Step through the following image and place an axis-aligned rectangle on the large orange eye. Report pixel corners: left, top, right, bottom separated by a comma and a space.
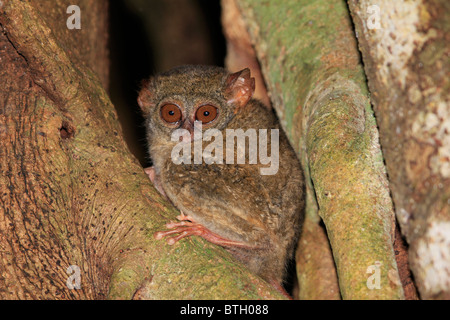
160, 104, 182, 124
195, 105, 218, 124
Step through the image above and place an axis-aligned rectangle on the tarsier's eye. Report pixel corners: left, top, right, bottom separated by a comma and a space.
195, 105, 218, 124
160, 104, 182, 124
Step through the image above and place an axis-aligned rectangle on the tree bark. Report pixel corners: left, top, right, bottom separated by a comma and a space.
347, 0, 450, 299
0, 0, 282, 299
227, 0, 405, 299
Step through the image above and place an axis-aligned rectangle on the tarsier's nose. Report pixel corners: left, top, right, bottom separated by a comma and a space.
179, 120, 203, 142
179, 120, 198, 142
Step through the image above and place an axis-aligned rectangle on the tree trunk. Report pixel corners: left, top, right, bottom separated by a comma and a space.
0, 0, 282, 299
224, 0, 405, 299
347, 0, 450, 299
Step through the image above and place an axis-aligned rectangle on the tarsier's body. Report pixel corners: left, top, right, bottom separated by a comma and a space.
138, 66, 304, 296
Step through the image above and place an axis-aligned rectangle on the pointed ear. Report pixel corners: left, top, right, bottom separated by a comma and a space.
137, 78, 156, 115
224, 68, 255, 112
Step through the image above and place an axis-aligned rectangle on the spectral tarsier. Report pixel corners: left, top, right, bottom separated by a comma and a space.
138, 65, 304, 297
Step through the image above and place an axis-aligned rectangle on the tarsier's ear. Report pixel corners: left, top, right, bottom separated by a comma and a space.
224, 68, 255, 112
137, 78, 156, 115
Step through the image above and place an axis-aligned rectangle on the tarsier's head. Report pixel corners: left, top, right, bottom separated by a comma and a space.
138, 65, 255, 144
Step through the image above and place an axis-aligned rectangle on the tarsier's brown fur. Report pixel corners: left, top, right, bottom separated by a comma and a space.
138, 65, 304, 296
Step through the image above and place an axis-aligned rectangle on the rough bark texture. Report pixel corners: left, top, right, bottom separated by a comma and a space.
347, 0, 450, 300
0, 0, 283, 299
229, 0, 405, 299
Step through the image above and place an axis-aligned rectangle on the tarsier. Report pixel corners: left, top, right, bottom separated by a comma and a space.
138, 65, 304, 297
